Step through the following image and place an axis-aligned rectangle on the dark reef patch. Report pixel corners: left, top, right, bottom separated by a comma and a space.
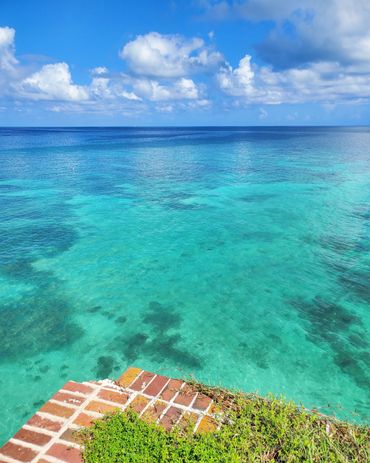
239, 231, 280, 242
237, 340, 271, 370
348, 332, 369, 349
351, 204, 370, 221
33, 400, 44, 408
0, 187, 84, 364
0, 196, 80, 349
0, 259, 35, 280
96, 356, 115, 378
110, 301, 202, 370
102, 310, 115, 319
115, 315, 127, 324
239, 193, 276, 203
83, 175, 117, 197
333, 350, 370, 390
318, 235, 355, 254
87, 306, 102, 313
113, 332, 201, 369
119, 333, 149, 363
21, 410, 32, 419
143, 301, 182, 334
39, 365, 50, 374
338, 268, 370, 303
0, 223, 78, 264
0, 184, 25, 193
198, 239, 225, 251
0, 284, 84, 362
146, 334, 202, 369
166, 201, 201, 211
290, 296, 370, 391
165, 192, 194, 201
290, 296, 361, 347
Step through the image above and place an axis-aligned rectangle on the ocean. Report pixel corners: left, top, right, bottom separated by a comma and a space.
0, 126, 369, 443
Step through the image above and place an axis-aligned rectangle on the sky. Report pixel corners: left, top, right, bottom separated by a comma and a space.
1, 0, 370, 126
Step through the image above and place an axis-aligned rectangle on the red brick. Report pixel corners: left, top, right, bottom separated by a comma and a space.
52, 392, 85, 406
159, 379, 183, 401
141, 400, 167, 423
60, 428, 82, 444
0, 441, 37, 462
209, 403, 222, 415
159, 406, 183, 430
27, 414, 63, 432
197, 416, 218, 433
193, 394, 212, 411
73, 413, 96, 427
98, 389, 129, 405
62, 381, 94, 396
47, 443, 83, 463
14, 428, 52, 446
178, 411, 199, 430
129, 395, 150, 414
40, 401, 75, 418
130, 371, 155, 391
143, 375, 169, 396
174, 384, 196, 407
117, 367, 142, 387
85, 400, 119, 414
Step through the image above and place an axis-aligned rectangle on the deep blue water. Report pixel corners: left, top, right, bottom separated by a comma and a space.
0, 127, 369, 443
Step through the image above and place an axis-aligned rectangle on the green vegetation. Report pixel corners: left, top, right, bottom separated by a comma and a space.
80, 384, 369, 463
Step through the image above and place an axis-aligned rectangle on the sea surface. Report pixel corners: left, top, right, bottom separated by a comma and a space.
0, 127, 369, 443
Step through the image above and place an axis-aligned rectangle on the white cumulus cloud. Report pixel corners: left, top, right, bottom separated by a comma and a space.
0, 26, 18, 72
120, 32, 223, 77
218, 55, 254, 96
91, 66, 108, 76
218, 53, 370, 105
200, 1, 370, 70
17, 63, 89, 101
132, 77, 200, 101
217, 55, 283, 104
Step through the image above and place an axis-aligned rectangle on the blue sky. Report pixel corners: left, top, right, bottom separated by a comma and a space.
1, 0, 370, 125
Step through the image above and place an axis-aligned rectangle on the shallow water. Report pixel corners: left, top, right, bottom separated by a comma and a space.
0, 127, 369, 443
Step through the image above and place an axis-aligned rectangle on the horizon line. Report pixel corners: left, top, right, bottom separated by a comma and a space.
1, 124, 370, 129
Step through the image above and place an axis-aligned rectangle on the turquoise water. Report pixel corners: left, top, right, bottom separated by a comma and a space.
0, 127, 369, 443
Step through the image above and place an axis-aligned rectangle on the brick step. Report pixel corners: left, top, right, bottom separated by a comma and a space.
0, 367, 218, 463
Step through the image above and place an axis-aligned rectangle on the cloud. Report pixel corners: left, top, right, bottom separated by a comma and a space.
199, 0, 300, 21
0, 26, 18, 73
0, 26, 209, 114
90, 76, 142, 101
257, 0, 370, 70
131, 77, 200, 101
3, 18, 370, 118
218, 55, 255, 97
91, 66, 108, 76
120, 32, 223, 77
17, 63, 89, 101
0, 26, 20, 95
200, 1, 370, 70
217, 55, 283, 104
218, 54, 370, 105
202, 1, 370, 107
259, 107, 268, 119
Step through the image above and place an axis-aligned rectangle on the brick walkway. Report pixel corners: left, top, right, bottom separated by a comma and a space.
0, 367, 219, 463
